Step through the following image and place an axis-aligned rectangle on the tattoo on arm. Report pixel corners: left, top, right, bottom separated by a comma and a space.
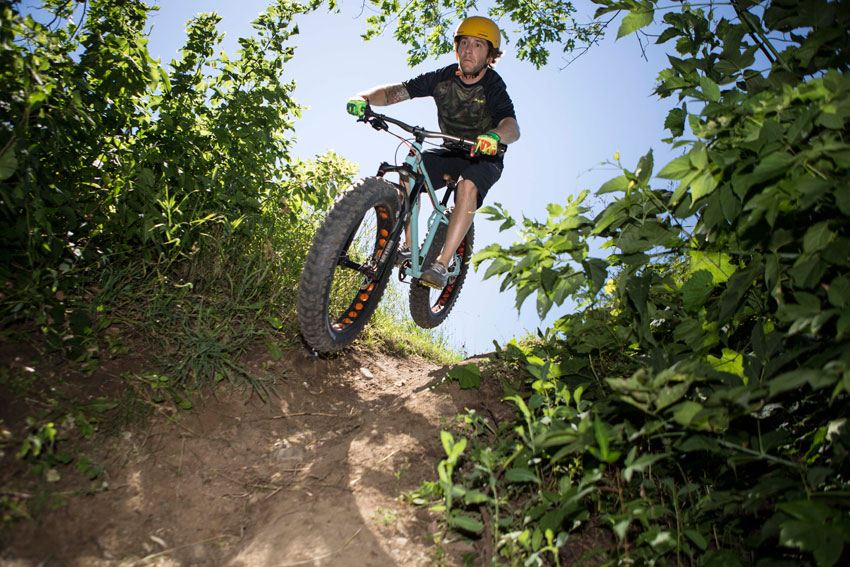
385, 84, 410, 105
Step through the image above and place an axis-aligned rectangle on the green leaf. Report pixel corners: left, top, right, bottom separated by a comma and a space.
689, 251, 735, 284
636, 149, 654, 186
617, 4, 654, 39
540, 267, 559, 292
664, 107, 685, 136
440, 430, 455, 458
463, 489, 490, 504
750, 151, 794, 184
593, 414, 610, 457
778, 501, 849, 567
505, 467, 540, 483
674, 318, 715, 352
699, 76, 721, 102
689, 145, 708, 169
598, 175, 629, 194
684, 528, 709, 551
672, 401, 704, 425
546, 203, 564, 216
449, 437, 467, 462
449, 514, 484, 533
827, 276, 850, 308
769, 369, 831, 397
706, 348, 745, 379
583, 258, 609, 294
506, 395, 532, 422
658, 154, 693, 180
717, 259, 763, 323
690, 168, 719, 201
267, 340, 283, 361
656, 381, 691, 411
676, 435, 720, 452
477, 205, 502, 217
483, 257, 513, 280
623, 452, 670, 482
591, 414, 621, 462
779, 500, 834, 524
537, 289, 554, 318
0, 149, 18, 181
802, 221, 835, 253
447, 363, 481, 389
592, 199, 629, 234
538, 429, 579, 448
681, 270, 714, 311
81, 398, 120, 413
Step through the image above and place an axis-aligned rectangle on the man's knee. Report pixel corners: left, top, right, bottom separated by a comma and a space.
457, 179, 478, 194
456, 179, 479, 208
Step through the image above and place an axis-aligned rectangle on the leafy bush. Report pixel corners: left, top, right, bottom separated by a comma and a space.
1, 0, 355, 384
404, 0, 850, 564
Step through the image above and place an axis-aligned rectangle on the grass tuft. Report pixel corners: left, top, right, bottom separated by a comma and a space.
363, 280, 465, 366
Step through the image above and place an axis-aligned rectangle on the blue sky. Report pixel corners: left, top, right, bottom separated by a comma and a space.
30, 0, 679, 355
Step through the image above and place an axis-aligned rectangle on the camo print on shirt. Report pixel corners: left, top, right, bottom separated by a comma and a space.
403, 64, 516, 141
432, 80, 492, 139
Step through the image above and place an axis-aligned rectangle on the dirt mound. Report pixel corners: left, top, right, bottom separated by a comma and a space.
1, 345, 510, 566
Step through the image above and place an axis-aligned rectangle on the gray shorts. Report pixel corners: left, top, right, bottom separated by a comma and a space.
420, 148, 504, 208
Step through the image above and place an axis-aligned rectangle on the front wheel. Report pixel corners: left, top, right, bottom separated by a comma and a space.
409, 210, 474, 329
297, 177, 400, 352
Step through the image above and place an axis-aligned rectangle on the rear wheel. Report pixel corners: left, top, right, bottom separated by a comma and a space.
409, 210, 474, 329
297, 177, 400, 352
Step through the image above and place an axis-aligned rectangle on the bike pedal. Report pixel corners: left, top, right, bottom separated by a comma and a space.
418, 279, 444, 290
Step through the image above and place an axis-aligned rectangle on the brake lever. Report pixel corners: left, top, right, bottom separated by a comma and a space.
369, 117, 389, 131
356, 103, 374, 123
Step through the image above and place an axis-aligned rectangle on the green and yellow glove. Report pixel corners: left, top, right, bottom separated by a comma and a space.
472, 132, 500, 156
346, 97, 368, 118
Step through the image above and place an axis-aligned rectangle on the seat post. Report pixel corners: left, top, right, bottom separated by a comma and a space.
440, 174, 458, 207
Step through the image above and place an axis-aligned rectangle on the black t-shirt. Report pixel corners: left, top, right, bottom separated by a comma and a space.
403, 64, 516, 140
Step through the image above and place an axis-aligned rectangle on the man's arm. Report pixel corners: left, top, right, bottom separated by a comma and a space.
491, 117, 520, 145
355, 83, 411, 106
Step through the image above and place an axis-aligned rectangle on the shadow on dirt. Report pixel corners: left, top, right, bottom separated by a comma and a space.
1, 343, 509, 567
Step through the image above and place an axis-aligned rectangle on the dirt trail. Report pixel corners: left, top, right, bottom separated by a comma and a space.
1, 345, 510, 567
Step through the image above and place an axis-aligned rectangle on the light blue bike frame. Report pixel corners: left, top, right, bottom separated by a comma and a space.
399, 141, 462, 281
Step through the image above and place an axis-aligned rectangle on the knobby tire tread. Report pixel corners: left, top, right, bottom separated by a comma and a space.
409, 211, 473, 329
297, 177, 400, 352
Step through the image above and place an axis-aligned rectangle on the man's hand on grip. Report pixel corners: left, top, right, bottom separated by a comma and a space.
472, 132, 500, 156
346, 97, 368, 118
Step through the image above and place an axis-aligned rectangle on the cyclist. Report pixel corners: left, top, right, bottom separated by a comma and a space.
346, 16, 520, 289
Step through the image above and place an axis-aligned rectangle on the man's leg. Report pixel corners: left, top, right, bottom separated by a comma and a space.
431, 178, 477, 268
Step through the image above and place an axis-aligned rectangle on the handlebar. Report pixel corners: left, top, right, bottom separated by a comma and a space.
358, 105, 507, 158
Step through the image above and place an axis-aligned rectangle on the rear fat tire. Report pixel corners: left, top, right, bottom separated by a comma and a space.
297, 177, 400, 352
409, 210, 474, 329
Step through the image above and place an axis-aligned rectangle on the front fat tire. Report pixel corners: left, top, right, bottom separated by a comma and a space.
409, 211, 474, 329
297, 177, 400, 353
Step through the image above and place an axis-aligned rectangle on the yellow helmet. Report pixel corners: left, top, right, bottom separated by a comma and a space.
454, 16, 501, 50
